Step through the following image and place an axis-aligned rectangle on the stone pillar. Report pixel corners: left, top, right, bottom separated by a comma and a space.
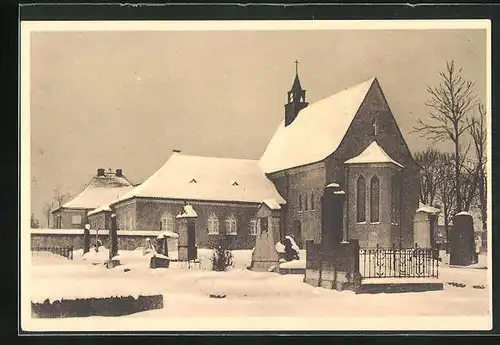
176, 205, 198, 262
321, 183, 346, 247
107, 210, 120, 268
83, 223, 90, 254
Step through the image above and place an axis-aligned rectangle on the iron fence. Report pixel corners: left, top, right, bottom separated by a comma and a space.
359, 243, 438, 279
32, 245, 74, 260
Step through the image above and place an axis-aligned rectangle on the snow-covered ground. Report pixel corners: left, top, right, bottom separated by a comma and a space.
25, 248, 491, 331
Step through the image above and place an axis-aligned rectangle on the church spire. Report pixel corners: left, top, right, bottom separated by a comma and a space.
284, 60, 308, 127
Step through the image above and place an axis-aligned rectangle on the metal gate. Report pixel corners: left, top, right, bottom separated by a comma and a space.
359, 243, 439, 279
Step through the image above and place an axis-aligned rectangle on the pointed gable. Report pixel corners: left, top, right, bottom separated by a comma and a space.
260, 77, 376, 174
344, 141, 404, 168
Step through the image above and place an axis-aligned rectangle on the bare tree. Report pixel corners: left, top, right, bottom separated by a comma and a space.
460, 155, 480, 212
435, 152, 456, 252
468, 103, 487, 231
53, 188, 71, 208
414, 148, 441, 206
42, 189, 72, 228
412, 60, 477, 212
43, 202, 53, 228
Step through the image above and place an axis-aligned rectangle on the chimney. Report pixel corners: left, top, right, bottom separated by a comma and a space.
115, 169, 123, 177
97, 168, 105, 177
172, 149, 181, 154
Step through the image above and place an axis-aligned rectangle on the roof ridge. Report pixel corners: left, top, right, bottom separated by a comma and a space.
173, 152, 260, 163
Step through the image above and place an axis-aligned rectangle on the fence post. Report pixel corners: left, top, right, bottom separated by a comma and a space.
392, 242, 396, 275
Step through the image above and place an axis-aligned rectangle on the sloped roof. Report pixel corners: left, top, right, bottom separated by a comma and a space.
259, 77, 376, 174
112, 152, 286, 205
262, 199, 282, 210
57, 171, 133, 212
344, 140, 404, 168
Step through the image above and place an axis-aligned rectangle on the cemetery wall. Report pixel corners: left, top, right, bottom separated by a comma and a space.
30, 229, 177, 251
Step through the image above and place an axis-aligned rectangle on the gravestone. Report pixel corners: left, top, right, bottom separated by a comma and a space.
176, 204, 198, 262
413, 205, 440, 249
249, 200, 282, 272
449, 212, 475, 266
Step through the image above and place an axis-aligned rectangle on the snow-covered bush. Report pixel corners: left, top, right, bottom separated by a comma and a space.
212, 239, 234, 271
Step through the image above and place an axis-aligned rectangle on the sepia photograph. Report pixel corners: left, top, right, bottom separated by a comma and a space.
20, 20, 491, 332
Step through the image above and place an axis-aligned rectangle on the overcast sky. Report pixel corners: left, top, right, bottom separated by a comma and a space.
29, 28, 487, 225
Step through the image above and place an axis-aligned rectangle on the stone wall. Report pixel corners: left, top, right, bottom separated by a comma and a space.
268, 162, 326, 247
30, 229, 177, 251
51, 208, 89, 229
304, 239, 361, 291
126, 198, 259, 250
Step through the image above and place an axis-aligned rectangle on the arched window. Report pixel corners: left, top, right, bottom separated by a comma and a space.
305, 192, 309, 211
357, 175, 366, 223
310, 192, 315, 210
299, 194, 303, 211
391, 175, 401, 225
225, 214, 237, 235
207, 213, 219, 235
372, 116, 379, 136
160, 212, 174, 232
370, 175, 380, 223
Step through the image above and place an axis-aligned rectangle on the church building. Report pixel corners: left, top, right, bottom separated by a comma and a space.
60, 64, 420, 249
260, 68, 420, 248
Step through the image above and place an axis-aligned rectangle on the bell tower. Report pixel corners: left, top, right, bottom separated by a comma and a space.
284, 60, 309, 127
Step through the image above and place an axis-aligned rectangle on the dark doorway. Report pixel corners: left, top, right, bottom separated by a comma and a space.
292, 220, 303, 248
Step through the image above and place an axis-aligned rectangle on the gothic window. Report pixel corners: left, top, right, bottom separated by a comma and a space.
225, 214, 238, 235
372, 116, 379, 136
305, 192, 309, 211
160, 212, 174, 232
207, 213, 219, 235
299, 194, 303, 212
249, 218, 258, 236
370, 175, 380, 223
311, 192, 315, 210
391, 175, 401, 225
357, 175, 366, 223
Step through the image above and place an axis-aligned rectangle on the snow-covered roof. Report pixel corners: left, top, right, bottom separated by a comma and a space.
344, 140, 404, 168
112, 152, 286, 206
259, 78, 376, 174
58, 171, 134, 212
326, 183, 340, 188
176, 204, 198, 219
416, 203, 441, 215
456, 211, 472, 217
157, 231, 179, 239
262, 199, 282, 210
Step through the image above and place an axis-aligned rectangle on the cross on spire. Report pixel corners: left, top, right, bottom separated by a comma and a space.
294, 59, 299, 75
